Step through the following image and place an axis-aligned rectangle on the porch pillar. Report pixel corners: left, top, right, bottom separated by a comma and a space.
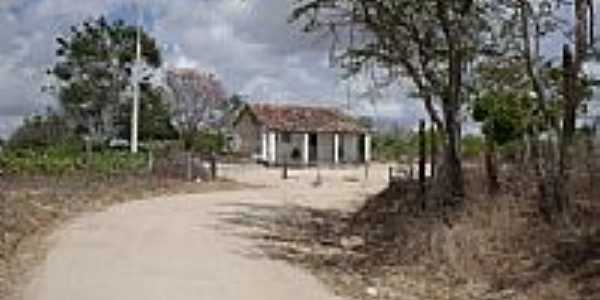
303, 133, 310, 165
261, 131, 268, 161
268, 132, 277, 164
333, 133, 340, 164
364, 134, 372, 162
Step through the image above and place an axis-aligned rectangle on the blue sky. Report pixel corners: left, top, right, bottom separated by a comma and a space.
0, 0, 598, 138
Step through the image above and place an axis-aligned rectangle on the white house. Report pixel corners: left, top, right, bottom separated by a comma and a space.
233, 103, 372, 166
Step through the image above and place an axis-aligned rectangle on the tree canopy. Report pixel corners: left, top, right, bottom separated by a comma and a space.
47, 16, 162, 142
165, 69, 229, 149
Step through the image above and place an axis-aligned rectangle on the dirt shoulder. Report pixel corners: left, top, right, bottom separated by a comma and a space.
1, 174, 247, 300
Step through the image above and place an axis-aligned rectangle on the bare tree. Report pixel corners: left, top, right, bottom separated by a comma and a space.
165, 69, 228, 148
557, 0, 594, 212
483, 0, 596, 215
291, 0, 492, 203
165, 68, 228, 180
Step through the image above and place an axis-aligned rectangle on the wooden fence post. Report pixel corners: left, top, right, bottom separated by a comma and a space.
147, 150, 154, 173
210, 152, 217, 181
430, 123, 437, 179
419, 119, 427, 209
282, 157, 288, 180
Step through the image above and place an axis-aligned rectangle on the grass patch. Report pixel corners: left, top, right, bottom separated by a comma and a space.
220, 168, 600, 300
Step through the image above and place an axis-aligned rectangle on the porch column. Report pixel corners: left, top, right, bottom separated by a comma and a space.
268, 131, 277, 164
261, 132, 268, 161
333, 133, 340, 164
303, 133, 310, 165
364, 134, 372, 162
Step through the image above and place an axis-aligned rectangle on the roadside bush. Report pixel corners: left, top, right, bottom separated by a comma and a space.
462, 134, 485, 159
372, 134, 416, 161
6, 113, 79, 152
192, 131, 225, 155
0, 147, 147, 176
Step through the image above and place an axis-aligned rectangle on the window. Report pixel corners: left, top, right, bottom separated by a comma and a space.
281, 132, 291, 143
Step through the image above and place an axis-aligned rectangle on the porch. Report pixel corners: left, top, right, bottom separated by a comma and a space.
260, 131, 371, 166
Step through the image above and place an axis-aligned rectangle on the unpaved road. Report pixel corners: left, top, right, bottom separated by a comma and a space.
22, 164, 389, 300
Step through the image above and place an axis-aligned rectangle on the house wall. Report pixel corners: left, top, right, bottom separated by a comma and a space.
234, 120, 371, 165
233, 111, 261, 156
273, 132, 365, 165
275, 132, 306, 164
317, 133, 334, 163
341, 134, 359, 163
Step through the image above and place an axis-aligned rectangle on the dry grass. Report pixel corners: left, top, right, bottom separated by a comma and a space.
0, 172, 245, 300
226, 165, 600, 300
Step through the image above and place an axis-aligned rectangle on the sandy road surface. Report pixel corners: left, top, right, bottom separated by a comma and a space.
22, 164, 390, 300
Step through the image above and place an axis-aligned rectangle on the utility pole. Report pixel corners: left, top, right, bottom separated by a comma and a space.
131, 3, 142, 153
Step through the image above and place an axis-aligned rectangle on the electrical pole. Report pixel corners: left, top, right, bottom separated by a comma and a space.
131, 3, 142, 153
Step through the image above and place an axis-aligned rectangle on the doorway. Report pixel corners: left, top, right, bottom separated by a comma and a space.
309, 133, 318, 163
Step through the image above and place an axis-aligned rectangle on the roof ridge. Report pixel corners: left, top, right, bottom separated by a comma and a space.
246, 102, 367, 133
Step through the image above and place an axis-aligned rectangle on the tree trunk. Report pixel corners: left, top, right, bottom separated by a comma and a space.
430, 123, 438, 179
555, 0, 590, 214
484, 137, 500, 194
557, 44, 576, 213
437, 117, 464, 205
436, 35, 465, 205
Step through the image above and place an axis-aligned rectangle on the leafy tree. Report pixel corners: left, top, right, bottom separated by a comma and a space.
116, 84, 178, 141
485, 0, 597, 209
192, 131, 225, 155
47, 16, 162, 142
6, 111, 80, 152
473, 92, 531, 147
221, 93, 246, 130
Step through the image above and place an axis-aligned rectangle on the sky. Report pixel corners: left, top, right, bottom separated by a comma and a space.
0, 0, 598, 138
0, 0, 427, 139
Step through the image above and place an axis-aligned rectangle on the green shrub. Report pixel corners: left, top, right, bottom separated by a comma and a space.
462, 135, 485, 159
192, 131, 225, 155
6, 113, 81, 152
0, 147, 146, 176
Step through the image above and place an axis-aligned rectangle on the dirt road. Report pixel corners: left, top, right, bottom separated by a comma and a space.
22, 164, 389, 300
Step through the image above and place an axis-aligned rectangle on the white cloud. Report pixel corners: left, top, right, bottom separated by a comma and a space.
0, 0, 419, 138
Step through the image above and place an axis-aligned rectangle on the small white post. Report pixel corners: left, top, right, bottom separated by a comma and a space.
269, 132, 277, 164
364, 134, 372, 162
333, 133, 340, 164
303, 133, 310, 165
261, 132, 268, 161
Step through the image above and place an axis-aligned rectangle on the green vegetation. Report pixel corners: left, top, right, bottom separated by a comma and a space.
115, 84, 178, 142
373, 130, 486, 162
46, 15, 163, 143
0, 147, 147, 176
5, 112, 80, 151
372, 133, 416, 161
192, 131, 225, 155
461, 134, 485, 159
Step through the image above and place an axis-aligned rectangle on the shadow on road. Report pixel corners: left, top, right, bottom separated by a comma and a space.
213, 201, 362, 266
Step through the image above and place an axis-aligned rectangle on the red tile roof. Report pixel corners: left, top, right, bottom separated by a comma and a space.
244, 103, 368, 133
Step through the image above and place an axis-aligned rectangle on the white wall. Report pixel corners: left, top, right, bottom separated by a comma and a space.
317, 133, 334, 163
276, 132, 306, 164
341, 134, 359, 163
265, 131, 369, 165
